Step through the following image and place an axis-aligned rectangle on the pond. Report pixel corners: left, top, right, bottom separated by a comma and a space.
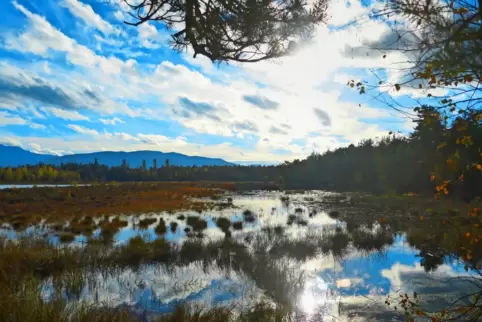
2, 190, 479, 321
0, 184, 87, 189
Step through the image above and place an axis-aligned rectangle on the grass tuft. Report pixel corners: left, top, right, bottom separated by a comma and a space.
186, 216, 208, 232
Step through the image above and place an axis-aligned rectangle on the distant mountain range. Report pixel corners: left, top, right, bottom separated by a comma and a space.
0, 144, 235, 168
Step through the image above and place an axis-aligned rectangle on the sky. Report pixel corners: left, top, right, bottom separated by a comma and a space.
0, 0, 420, 163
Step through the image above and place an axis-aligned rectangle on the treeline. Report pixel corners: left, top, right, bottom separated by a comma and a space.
285, 106, 482, 201
0, 165, 80, 183
59, 162, 282, 183
1, 107, 480, 200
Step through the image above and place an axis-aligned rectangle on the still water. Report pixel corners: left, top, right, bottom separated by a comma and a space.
0, 184, 87, 189
3, 191, 479, 321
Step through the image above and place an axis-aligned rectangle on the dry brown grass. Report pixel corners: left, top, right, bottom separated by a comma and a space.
0, 182, 223, 228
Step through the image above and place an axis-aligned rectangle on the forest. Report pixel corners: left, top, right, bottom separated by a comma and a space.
1, 106, 480, 202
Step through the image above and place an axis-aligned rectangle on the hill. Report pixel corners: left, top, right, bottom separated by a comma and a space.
0, 145, 52, 167
0, 145, 234, 168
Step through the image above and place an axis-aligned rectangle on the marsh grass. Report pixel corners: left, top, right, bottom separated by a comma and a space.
3, 188, 480, 321
242, 210, 256, 223
287, 215, 297, 225
138, 217, 157, 229
69, 217, 96, 236
57, 232, 77, 243
328, 210, 340, 219
0, 233, 307, 322
155, 219, 167, 235
216, 217, 231, 232
186, 216, 208, 232
351, 228, 394, 252
0, 183, 223, 229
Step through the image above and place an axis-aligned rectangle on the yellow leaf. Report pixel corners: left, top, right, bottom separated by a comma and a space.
466, 232, 471, 237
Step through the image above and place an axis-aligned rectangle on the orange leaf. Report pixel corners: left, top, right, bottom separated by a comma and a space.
466, 232, 471, 237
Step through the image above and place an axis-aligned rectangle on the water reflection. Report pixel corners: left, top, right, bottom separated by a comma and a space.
3, 190, 480, 320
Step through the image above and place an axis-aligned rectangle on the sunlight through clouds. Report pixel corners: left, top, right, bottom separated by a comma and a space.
0, 0, 417, 162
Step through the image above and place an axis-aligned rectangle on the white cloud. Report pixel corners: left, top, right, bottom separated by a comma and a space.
8, 1, 75, 55
113, 10, 124, 21
0, 98, 22, 111
99, 117, 124, 125
0, 111, 46, 130
67, 124, 99, 135
138, 23, 158, 39
327, 0, 369, 27
48, 107, 89, 121
0, 111, 28, 126
28, 143, 62, 155
25, 106, 47, 119
29, 123, 47, 129
1, 0, 423, 161
136, 22, 169, 49
8, 2, 134, 75
61, 0, 120, 35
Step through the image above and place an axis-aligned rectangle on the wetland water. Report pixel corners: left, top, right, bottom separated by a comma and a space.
1, 190, 479, 321
0, 184, 88, 189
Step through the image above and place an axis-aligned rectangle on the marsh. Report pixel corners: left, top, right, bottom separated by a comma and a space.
0, 186, 480, 321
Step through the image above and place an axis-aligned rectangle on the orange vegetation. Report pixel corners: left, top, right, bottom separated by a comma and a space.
0, 182, 223, 226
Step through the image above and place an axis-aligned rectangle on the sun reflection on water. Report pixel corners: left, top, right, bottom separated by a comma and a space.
298, 275, 335, 316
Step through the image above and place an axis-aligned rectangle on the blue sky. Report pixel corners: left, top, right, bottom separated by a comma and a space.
0, 0, 423, 162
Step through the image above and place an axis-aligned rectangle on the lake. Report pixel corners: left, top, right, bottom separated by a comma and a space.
1, 190, 479, 321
